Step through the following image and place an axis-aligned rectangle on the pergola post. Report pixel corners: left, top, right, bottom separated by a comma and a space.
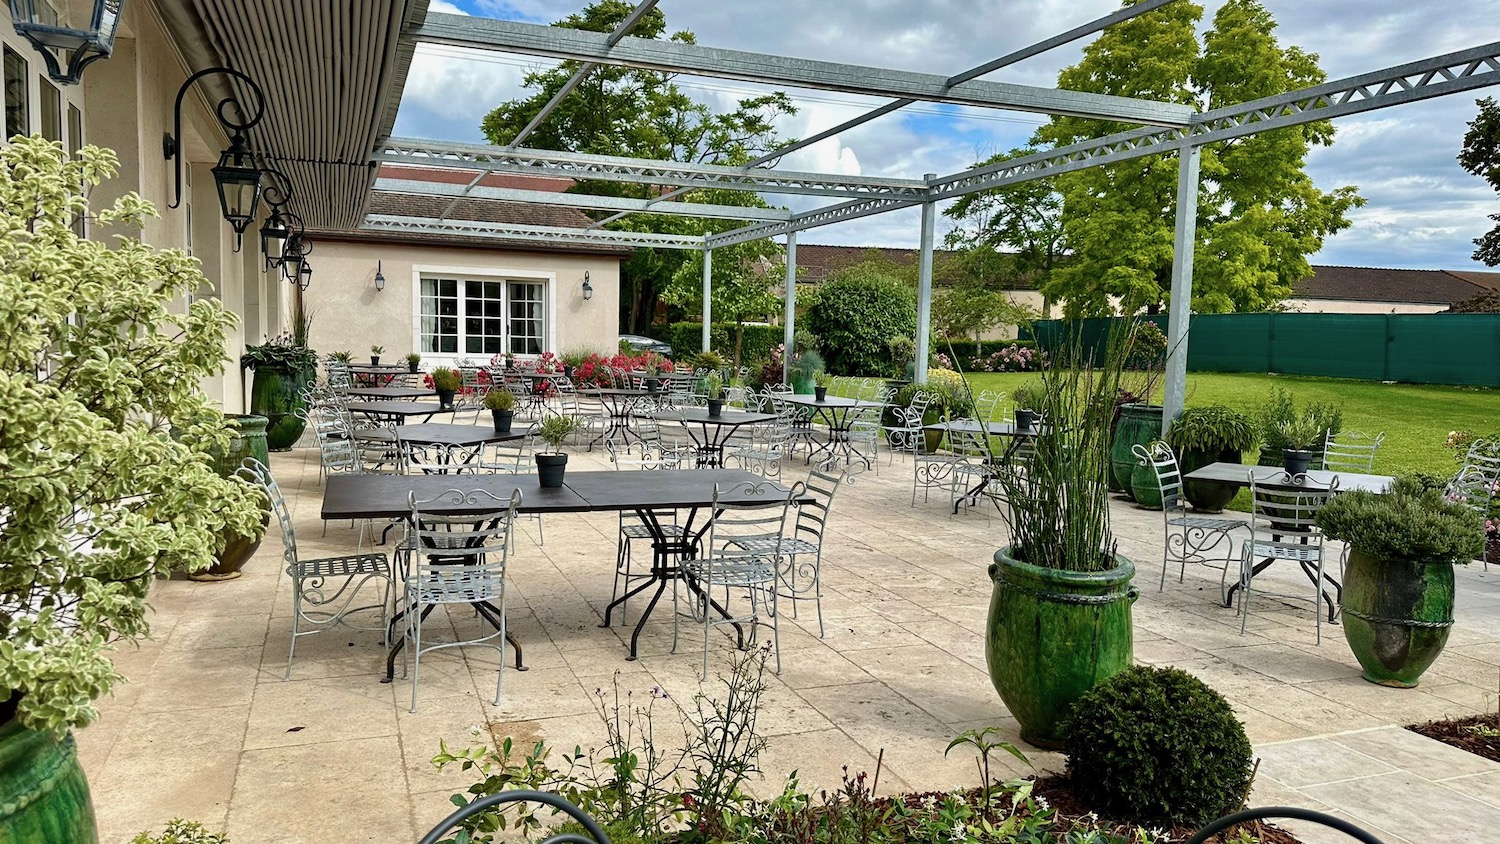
701, 247, 713, 352
1162, 145, 1200, 433
914, 176, 936, 385
782, 232, 797, 383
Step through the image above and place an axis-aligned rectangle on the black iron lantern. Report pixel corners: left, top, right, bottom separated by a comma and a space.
164, 66, 267, 250
210, 132, 263, 245
582, 270, 594, 301
258, 169, 294, 271
282, 231, 313, 290
259, 210, 288, 269
293, 257, 312, 292
8, 0, 124, 85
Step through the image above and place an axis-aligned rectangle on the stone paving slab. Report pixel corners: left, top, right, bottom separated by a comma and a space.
77, 444, 1500, 843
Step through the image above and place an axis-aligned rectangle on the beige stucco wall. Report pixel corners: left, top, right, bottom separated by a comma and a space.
303, 238, 621, 370
1281, 298, 1447, 315
975, 290, 1050, 342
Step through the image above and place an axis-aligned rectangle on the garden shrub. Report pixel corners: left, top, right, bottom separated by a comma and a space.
663, 321, 782, 365
804, 269, 916, 377
1064, 666, 1252, 828
938, 338, 1037, 365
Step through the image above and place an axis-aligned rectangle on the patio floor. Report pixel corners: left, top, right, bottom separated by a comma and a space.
77, 443, 1500, 843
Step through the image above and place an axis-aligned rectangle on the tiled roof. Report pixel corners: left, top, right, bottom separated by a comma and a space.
1292, 266, 1491, 305
794, 244, 953, 281
353, 193, 631, 256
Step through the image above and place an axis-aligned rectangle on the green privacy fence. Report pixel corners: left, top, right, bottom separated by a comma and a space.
1027, 314, 1500, 387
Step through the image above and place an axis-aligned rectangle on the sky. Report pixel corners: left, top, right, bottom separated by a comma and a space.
393, 0, 1500, 271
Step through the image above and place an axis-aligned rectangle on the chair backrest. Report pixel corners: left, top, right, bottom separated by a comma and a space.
974, 390, 1003, 424
1462, 439, 1500, 481
241, 458, 298, 569
904, 390, 932, 421
607, 439, 679, 471
1133, 441, 1185, 512
1247, 470, 1336, 544
406, 488, 519, 602
1446, 464, 1498, 515
794, 468, 845, 550
1322, 430, 1385, 474
948, 420, 991, 459
706, 479, 804, 561
483, 424, 538, 475
399, 440, 481, 475
299, 408, 362, 475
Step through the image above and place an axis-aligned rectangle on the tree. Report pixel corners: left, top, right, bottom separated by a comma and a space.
944, 146, 1069, 297
0, 136, 263, 734
480, 1, 796, 334
1459, 96, 1500, 266
804, 265, 917, 377
1034, 0, 1362, 316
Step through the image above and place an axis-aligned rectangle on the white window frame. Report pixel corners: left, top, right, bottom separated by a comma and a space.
410, 263, 556, 367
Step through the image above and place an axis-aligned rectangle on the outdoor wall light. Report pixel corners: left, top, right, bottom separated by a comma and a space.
582, 270, 593, 301
163, 65, 267, 251
258, 168, 294, 271
8, 0, 124, 84
374, 260, 386, 292
282, 231, 313, 290
293, 257, 312, 292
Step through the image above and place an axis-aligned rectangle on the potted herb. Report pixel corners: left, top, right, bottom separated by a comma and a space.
643, 354, 662, 392
430, 367, 462, 409
1165, 405, 1257, 512
1318, 477, 1485, 687
329, 349, 353, 364
1256, 388, 1342, 470
242, 335, 319, 451
704, 371, 726, 416
370, 345, 384, 365
484, 388, 516, 433
535, 415, 578, 487
406, 352, 421, 374
0, 136, 264, 843
1011, 380, 1044, 432
813, 370, 832, 402
1274, 412, 1324, 476
986, 324, 1144, 748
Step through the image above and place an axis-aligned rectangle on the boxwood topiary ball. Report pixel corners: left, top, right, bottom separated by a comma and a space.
1063, 666, 1252, 828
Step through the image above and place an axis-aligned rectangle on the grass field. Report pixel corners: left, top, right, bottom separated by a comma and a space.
964, 370, 1500, 478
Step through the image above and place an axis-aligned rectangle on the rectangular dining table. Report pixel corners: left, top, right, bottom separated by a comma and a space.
778, 394, 886, 469
347, 400, 453, 425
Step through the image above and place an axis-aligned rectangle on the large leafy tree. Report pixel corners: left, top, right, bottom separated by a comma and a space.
480, 0, 795, 334
1459, 96, 1500, 266
1033, 0, 1362, 316
944, 146, 1069, 296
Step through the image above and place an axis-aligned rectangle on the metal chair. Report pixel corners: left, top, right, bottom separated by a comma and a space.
1230, 471, 1337, 643
974, 389, 1004, 425
845, 404, 884, 474
1447, 465, 1498, 569
676, 479, 803, 679
606, 440, 686, 624
911, 425, 960, 507
1133, 442, 1245, 591
399, 440, 482, 475
883, 390, 932, 462
244, 458, 391, 680
399, 487, 520, 712
727, 415, 792, 478
1322, 430, 1385, 474
478, 423, 545, 546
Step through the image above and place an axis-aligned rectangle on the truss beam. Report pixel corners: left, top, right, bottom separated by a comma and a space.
413, 13, 1194, 127
362, 214, 704, 250
705, 196, 917, 249
373, 177, 791, 222
376, 137, 929, 199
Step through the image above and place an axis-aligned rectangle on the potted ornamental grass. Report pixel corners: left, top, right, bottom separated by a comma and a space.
535, 415, 578, 487
1273, 412, 1324, 476
813, 370, 832, 402
1165, 405, 1257, 511
406, 352, 421, 374
430, 367, 462, 409
704, 371, 726, 416
1318, 477, 1485, 687
241, 335, 318, 451
484, 388, 516, 433
0, 136, 264, 842
985, 323, 1146, 748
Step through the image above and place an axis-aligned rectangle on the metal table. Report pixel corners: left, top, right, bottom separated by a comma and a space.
346, 385, 436, 400
580, 388, 650, 450
924, 419, 1046, 513
347, 400, 452, 425
780, 394, 887, 469
513, 371, 567, 415
347, 363, 407, 387
644, 408, 776, 467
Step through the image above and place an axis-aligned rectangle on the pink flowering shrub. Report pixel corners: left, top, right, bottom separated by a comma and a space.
969, 344, 1046, 373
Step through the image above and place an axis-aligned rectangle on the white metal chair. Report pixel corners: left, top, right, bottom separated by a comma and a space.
1322, 430, 1385, 474
1447, 465, 1498, 569
676, 479, 803, 679
477, 424, 545, 546
399, 487, 519, 712
399, 440, 482, 475
727, 415, 792, 478
883, 390, 932, 462
1229, 471, 1337, 643
246, 458, 391, 680
1133, 442, 1245, 591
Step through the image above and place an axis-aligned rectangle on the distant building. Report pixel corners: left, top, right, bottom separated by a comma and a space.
1285, 266, 1500, 313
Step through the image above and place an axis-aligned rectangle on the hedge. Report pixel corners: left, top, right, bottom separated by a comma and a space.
663, 321, 784, 366
934, 338, 1036, 363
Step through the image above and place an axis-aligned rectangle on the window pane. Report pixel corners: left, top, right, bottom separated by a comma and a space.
4, 47, 29, 139
507, 282, 545, 355
67, 103, 82, 236
420, 277, 459, 354
39, 81, 59, 142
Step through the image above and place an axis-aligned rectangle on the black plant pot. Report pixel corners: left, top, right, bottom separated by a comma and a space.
536, 453, 568, 488
1015, 409, 1038, 432
492, 409, 514, 433
408, 362, 419, 374
707, 398, 724, 417
646, 378, 660, 393
436, 389, 456, 410
1283, 449, 1314, 477
564, 365, 575, 379
370, 356, 380, 366
814, 386, 828, 402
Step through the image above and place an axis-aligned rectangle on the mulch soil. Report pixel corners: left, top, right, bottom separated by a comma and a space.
1026, 775, 1301, 844
1407, 711, 1500, 763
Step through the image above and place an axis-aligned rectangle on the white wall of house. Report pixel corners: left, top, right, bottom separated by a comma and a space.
1281, 298, 1448, 314
303, 238, 621, 370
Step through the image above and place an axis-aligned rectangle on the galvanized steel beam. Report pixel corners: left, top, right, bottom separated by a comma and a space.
361, 214, 704, 249
373, 177, 791, 221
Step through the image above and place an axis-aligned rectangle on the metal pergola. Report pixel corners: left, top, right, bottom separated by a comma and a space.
365, 0, 1500, 425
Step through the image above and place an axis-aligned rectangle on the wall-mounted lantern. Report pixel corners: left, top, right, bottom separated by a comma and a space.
163, 65, 267, 252
374, 260, 385, 292
582, 270, 593, 301
8, 0, 124, 85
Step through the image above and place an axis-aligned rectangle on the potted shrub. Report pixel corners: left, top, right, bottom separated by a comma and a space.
985, 326, 1143, 748
1011, 379, 1043, 432
643, 354, 662, 392
1256, 387, 1342, 469
1274, 412, 1323, 476
1165, 405, 1257, 512
430, 367, 462, 409
370, 344, 384, 365
484, 388, 516, 433
329, 349, 353, 364
704, 371, 725, 416
535, 415, 578, 487
1318, 477, 1485, 687
242, 336, 319, 451
186, 413, 273, 582
406, 352, 421, 374
813, 370, 832, 402
0, 136, 264, 843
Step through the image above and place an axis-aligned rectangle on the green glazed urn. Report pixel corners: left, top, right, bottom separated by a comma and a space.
0, 719, 97, 844
1110, 404, 1163, 500
249, 365, 314, 451
985, 547, 1137, 748
1340, 548, 1455, 688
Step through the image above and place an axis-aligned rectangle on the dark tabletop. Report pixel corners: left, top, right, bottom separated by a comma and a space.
322, 475, 590, 519
781, 394, 886, 408
925, 420, 1044, 438
347, 363, 408, 372
347, 401, 453, 418
561, 469, 809, 509
647, 409, 776, 426
581, 388, 651, 397
1183, 462, 1394, 494
346, 386, 437, 399
396, 424, 526, 446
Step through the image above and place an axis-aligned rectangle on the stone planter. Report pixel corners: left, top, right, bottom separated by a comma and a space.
986, 547, 1136, 748
1340, 548, 1455, 688
249, 365, 314, 451
1110, 404, 1163, 499
0, 717, 97, 844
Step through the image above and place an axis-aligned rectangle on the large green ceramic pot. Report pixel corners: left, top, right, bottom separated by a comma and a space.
0, 718, 97, 844
986, 547, 1136, 749
1129, 459, 1164, 510
1110, 404, 1163, 499
249, 365, 314, 450
1340, 548, 1455, 688
1180, 448, 1242, 512
191, 415, 271, 582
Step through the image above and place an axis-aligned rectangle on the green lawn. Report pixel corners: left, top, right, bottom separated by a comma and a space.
964, 371, 1500, 478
